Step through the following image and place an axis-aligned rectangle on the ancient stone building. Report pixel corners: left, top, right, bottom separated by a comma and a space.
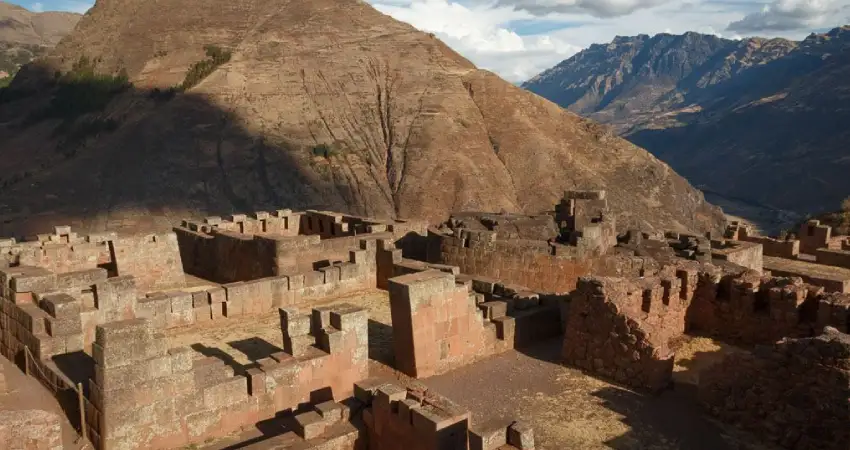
0, 194, 848, 449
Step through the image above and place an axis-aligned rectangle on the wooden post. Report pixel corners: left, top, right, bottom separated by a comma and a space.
23, 347, 29, 376
77, 382, 88, 442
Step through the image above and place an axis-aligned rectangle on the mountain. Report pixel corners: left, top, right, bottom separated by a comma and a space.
524, 27, 850, 222
0, 0, 723, 237
0, 1, 81, 84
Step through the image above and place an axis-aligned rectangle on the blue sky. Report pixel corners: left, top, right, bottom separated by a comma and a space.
10, 0, 850, 82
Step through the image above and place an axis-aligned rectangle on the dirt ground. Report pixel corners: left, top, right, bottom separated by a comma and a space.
0, 357, 89, 450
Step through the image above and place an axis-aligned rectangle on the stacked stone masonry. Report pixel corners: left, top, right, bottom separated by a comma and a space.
5, 200, 850, 449
357, 380, 534, 450
699, 327, 850, 450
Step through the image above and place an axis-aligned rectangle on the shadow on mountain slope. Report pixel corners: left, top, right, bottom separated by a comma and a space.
0, 64, 345, 238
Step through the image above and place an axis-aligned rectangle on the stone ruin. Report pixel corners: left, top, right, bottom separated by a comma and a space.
0, 192, 847, 449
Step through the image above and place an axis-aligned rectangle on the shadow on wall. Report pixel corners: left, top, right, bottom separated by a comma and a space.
0, 63, 376, 238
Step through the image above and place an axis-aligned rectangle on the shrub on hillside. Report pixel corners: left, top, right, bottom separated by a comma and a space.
179, 45, 232, 91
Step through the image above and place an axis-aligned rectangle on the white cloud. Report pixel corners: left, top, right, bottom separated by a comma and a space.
727, 0, 850, 33
371, 0, 582, 82
493, 0, 671, 17
31, 2, 44, 12
369, 0, 847, 83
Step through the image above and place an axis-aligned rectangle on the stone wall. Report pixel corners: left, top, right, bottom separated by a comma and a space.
0, 267, 139, 358
89, 304, 368, 450
387, 267, 562, 379
562, 276, 686, 392
710, 240, 763, 273
815, 248, 850, 269
427, 230, 591, 293
0, 226, 184, 295
137, 239, 378, 330
743, 235, 799, 259
109, 233, 184, 292
799, 220, 832, 254
0, 226, 113, 274
685, 269, 826, 345
176, 210, 426, 284
699, 327, 850, 450
358, 381, 534, 450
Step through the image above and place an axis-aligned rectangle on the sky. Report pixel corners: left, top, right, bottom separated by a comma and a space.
10, 0, 850, 83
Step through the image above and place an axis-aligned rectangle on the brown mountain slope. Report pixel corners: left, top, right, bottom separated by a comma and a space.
0, 1, 80, 82
0, 0, 723, 236
524, 27, 850, 221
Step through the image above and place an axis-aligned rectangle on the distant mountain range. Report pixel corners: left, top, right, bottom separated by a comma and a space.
524, 26, 850, 221
0, 1, 80, 84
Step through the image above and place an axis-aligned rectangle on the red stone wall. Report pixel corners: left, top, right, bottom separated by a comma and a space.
110, 232, 184, 293
699, 327, 850, 450
358, 381, 534, 450
815, 248, 850, 269
742, 235, 799, 259
428, 231, 591, 293
90, 304, 368, 450
388, 270, 490, 378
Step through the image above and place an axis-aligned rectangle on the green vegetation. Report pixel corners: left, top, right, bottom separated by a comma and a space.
179, 45, 232, 91
0, 76, 11, 89
25, 56, 130, 125
311, 143, 341, 159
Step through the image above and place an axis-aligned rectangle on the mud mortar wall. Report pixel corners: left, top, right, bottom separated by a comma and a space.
699, 327, 850, 450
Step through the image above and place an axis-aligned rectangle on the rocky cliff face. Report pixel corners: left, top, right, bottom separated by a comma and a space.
0, 0, 724, 237
524, 26, 850, 218
0, 1, 80, 82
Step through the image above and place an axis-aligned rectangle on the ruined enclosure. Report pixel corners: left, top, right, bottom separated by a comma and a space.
1, 193, 849, 450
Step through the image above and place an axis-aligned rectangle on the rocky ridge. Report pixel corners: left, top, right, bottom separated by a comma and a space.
524, 26, 850, 218
0, 0, 723, 237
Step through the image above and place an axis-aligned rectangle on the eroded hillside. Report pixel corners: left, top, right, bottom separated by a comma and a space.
0, 0, 723, 236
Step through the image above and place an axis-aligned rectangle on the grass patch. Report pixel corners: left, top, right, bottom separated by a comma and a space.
179, 45, 232, 91
311, 143, 342, 159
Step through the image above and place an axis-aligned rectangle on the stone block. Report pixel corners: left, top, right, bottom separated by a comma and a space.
311, 306, 334, 331
168, 347, 194, 373
317, 327, 344, 353
207, 287, 226, 304
246, 368, 266, 395
329, 304, 368, 331
194, 305, 212, 322
294, 411, 327, 440
280, 308, 311, 336
203, 377, 248, 410
479, 301, 507, 320
46, 316, 83, 337
353, 379, 385, 404
314, 401, 345, 422
223, 301, 243, 318
192, 291, 209, 307
508, 421, 535, 449
40, 294, 81, 319
304, 271, 324, 288
283, 334, 315, 357
170, 292, 193, 313
398, 398, 421, 425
